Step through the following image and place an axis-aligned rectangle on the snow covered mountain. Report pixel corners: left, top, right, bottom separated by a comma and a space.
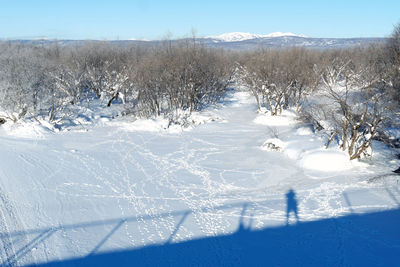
194, 31, 384, 50
208, 32, 307, 42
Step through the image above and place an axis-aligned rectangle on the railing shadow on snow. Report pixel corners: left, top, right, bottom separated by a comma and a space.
1, 200, 262, 266
27, 208, 400, 267
1, 191, 399, 266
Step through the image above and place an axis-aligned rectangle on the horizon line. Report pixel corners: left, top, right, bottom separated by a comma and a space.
0, 35, 388, 42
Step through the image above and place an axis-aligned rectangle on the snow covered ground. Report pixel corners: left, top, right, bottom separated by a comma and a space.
0, 90, 399, 266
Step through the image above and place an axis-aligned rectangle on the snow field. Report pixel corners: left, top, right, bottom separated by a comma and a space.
0, 90, 398, 266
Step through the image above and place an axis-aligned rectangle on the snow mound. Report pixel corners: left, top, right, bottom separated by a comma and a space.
300, 150, 353, 173
0, 119, 56, 139
113, 117, 175, 133
256, 109, 367, 176
253, 110, 296, 126
107, 111, 224, 134
261, 138, 287, 152
296, 126, 314, 135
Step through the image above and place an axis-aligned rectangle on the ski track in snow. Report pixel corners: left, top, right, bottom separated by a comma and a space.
0, 91, 399, 265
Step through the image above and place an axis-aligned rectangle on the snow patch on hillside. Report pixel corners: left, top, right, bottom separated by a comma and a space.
208, 32, 307, 42
263, 32, 307, 38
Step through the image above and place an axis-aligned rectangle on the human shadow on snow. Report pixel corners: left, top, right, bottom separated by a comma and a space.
286, 189, 299, 225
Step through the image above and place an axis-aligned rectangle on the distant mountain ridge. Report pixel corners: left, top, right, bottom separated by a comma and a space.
3, 31, 386, 50
197, 32, 385, 50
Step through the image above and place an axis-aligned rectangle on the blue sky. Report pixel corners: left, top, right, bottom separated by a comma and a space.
0, 0, 399, 40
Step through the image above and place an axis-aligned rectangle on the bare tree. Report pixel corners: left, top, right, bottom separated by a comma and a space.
318, 49, 385, 159
241, 48, 317, 115
385, 22, 400, 107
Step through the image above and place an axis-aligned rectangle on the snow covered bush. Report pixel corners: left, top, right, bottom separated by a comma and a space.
132, 40, 232, 118
306, 49, 386, 160
240, 48, 318, 115
0, 43, 46, 122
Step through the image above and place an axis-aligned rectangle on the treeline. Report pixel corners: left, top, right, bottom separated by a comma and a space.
0, 40, 233, 123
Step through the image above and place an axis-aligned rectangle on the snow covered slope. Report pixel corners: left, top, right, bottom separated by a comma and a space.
0, 91, 399, 266
198, 31, 383, 50
207, 32, 307, 42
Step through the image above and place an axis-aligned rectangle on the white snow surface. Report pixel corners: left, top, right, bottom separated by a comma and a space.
208, 32, 307, 42
254, 110, 366, 174
0, 91, 399, 266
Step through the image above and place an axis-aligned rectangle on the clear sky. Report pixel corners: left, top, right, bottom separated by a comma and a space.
0, 0, 399, 40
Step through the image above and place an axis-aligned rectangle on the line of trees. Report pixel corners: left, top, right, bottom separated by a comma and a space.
239, 47, 319, 115
0, 40, 233, 124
